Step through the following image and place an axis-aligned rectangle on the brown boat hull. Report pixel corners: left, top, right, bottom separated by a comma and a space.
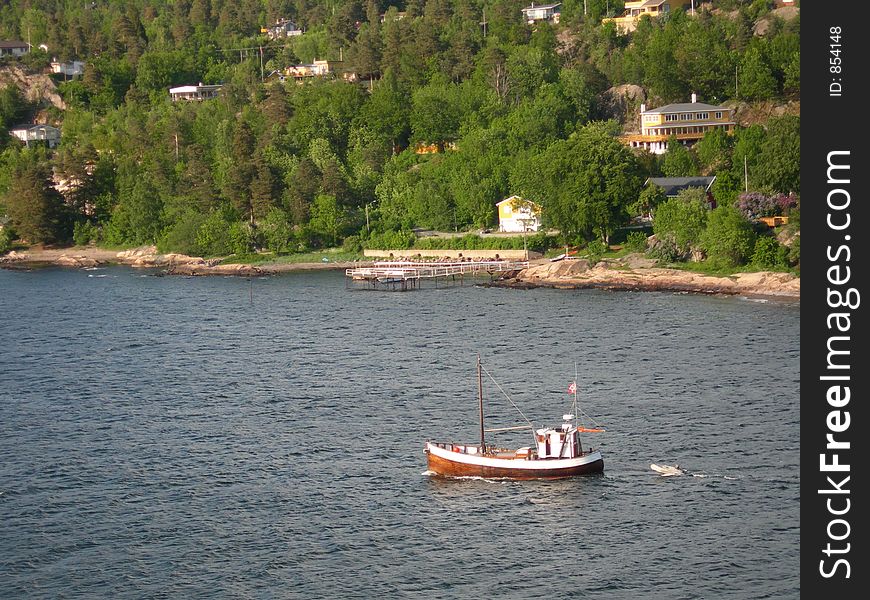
427, 451, 604, 480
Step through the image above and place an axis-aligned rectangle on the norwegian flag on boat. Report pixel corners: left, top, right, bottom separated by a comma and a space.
568, 382, 577, 394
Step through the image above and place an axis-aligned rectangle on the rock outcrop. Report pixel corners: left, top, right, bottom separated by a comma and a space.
509, 255, 799, 298
0, 65, 66, 111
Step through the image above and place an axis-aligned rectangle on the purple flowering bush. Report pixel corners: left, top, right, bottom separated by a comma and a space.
737, 192, 798, 219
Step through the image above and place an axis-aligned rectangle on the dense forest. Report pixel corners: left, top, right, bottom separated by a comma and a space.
0, 0, 800, 269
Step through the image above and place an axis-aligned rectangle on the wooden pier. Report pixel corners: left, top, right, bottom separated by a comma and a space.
345, 260, 529, 291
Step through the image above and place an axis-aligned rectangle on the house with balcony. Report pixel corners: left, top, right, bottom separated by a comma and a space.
602, 0, 692, 34
285, 60, 356, 83
497, 196, 542, 233
621, 93, 735, 155
9, 124, 61, 148
521, 3, 561, 25
169, 83, 223, 101
0, 41, 29, 57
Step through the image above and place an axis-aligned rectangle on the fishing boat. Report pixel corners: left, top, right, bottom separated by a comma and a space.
424, 356, 605, 479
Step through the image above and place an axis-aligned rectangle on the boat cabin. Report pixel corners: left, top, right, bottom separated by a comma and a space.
536, 421, 582, 459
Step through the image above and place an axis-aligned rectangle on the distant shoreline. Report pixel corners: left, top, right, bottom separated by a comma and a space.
1, 246, 799, 300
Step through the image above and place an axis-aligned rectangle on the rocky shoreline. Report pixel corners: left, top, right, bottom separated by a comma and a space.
1, 246, 799, 299
0, 246, 365, 276
492, 255, 799, 300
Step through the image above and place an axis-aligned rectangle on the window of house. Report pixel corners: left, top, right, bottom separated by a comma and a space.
715, 111, 722, 119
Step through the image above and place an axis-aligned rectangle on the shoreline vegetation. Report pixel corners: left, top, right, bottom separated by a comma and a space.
1, 245, 799, 300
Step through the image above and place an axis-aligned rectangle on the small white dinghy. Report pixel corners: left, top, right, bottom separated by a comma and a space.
650, 463, 684, 477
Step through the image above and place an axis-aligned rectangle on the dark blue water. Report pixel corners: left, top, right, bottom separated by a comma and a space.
0, 267, 800, 598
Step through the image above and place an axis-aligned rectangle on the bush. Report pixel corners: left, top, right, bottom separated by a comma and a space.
624, 231, 648, 253
159, 210, 207, 255
652, 191, 709, 259
195, 206, 240, 256
364, 229, 416, 250
584, 239, 608, 263
751, 236, 788, 270
73, 221, 100, 246
342, 235, 363, 253
228, 221, 257, 255
259, 208, 295, 254
700, 205, 756, 267
0, 226, 12, 253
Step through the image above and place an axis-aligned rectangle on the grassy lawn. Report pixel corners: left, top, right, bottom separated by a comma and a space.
220, 249, 364, 265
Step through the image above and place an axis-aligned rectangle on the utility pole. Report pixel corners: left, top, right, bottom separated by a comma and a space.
735, 64, 739, 98
744, 155, 749, 192
480, 8, 488, 38
259, 46, 264, 81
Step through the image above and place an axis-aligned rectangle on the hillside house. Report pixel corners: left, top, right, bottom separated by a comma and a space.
169, 83, 223, 101
285, 60, 356, 83
646, 176, 717, 209
497, 196, 542, 232
9, 124, 61, 148
50, 60, 85, 77
621, 94, 735, 154
262, 19, 303, 39
0, 41, 29, 57
602, 0, 693, 34
521, 3, 561, 25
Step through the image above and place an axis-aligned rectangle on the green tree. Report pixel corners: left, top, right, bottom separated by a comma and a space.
513, 122, 644, 243
700, 204, 756, 267
738, 46, 777, 100
661, 138, 698, 177
652, 188, 708, 258
309, 193, 346, 246
630, 184, 667, 220
754, 115, 800, 194
3, 160, 70, 245
694, 128, 732, 174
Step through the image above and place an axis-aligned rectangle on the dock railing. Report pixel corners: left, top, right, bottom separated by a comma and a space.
346, 260, 529, 282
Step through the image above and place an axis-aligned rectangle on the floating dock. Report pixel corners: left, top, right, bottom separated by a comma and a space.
345, 260, 529, 291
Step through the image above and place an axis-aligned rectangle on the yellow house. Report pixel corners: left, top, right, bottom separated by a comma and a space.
621, 93, 735, 154
603, 0, 693, 34
497, 196, 542, 232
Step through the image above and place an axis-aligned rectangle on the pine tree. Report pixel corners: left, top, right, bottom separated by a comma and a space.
4, 161, 70, 245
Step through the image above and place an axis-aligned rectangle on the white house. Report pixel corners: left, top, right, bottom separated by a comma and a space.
0, 41, 29, 57
169, 83, 223, 101
50, 60, 85, 77
9, 124, 61, 148
497, 196, 542, 233
521, 3, 561, 24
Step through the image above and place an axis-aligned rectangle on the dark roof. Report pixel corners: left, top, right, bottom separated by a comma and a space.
0, 41, 29, 48
646, 176, 716, 196
644, 102, 726, 114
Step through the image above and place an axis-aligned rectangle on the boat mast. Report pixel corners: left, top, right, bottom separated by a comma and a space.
573, 362, 578, 428
478, 354, 485, 453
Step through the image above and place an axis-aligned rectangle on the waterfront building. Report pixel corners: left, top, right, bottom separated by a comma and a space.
621, 93, 735, 155
497, 196, 542, 233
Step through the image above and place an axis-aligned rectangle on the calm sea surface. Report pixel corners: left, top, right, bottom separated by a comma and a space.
0, 266, 800, 599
